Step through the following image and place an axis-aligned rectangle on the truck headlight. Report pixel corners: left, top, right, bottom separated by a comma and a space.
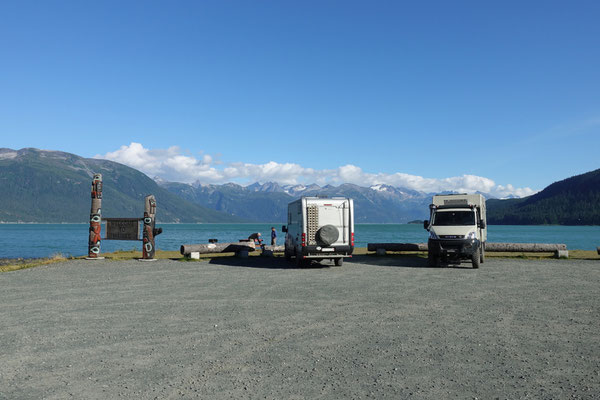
429, 231, 439, 240
466, 231, 477, 240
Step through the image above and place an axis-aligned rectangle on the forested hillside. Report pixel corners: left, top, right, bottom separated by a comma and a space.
487, 169, 600, 225
0, 148, 241, 223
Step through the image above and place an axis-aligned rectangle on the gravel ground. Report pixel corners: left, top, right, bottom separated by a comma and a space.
1, 255, 599, 399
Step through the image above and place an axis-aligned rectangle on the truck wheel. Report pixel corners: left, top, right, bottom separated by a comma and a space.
427, 252, 437, 267
295, 254, 305, 268
284, 248, 292, 262
334, 258, 343, 266
472, 249, 480, 269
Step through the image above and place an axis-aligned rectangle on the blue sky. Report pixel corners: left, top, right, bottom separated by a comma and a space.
1, 1, 599, 196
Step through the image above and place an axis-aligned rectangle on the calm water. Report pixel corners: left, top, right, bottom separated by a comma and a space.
0, 223, 598, 259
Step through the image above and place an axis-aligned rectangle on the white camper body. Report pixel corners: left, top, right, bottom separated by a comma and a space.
283, 197, 354, 267
424, 194, 487, 268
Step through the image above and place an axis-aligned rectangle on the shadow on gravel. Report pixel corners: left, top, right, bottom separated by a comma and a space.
349, 254, 476, 269
208, 256, 331, 270
206, 255, 478, 270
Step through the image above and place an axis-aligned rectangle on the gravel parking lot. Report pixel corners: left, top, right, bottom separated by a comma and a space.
1, 255, 599, 399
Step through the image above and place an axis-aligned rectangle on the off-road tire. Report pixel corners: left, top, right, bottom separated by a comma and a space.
334, 258, 343, 267
480, 244, 485, 264
427, 252, 437, 267
472, 248, 480, 269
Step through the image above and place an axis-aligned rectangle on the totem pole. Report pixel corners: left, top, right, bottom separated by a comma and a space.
88, 173, 103, 258
142, 195, 162, 259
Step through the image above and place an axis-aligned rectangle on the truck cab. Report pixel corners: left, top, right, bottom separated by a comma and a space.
424, 194, 486, 268
283, 197, 354, 267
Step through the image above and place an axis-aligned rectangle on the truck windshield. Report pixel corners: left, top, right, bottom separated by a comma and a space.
433, 211, 475, 226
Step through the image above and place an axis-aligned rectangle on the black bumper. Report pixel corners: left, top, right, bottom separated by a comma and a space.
428, 239, 480, 258
301, 245, 354, 258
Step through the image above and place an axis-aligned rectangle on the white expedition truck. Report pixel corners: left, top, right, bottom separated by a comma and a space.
282, 197, 354, 267
423, 194, 487, 268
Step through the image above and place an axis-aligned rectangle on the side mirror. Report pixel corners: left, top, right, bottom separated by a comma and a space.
282, 225, 288, 233
423, 220, 429, 230
480, 220, 486, 229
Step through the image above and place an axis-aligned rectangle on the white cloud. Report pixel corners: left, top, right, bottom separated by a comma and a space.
96, 142, 536, 198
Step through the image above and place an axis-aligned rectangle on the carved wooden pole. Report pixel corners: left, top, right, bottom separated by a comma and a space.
142, 195, 157, 259
88, 173, 103, 258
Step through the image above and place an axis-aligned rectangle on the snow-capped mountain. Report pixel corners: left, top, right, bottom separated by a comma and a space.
158, 180, 435, 223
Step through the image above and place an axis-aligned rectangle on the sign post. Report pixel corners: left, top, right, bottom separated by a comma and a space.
105, 218, 141, 241
86, 173, 161, 260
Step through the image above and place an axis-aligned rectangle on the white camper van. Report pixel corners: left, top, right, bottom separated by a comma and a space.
424, 194, 487, 268
283, 197, 354, 267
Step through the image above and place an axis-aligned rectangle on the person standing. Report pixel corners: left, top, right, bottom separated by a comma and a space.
271, 227, 277, 246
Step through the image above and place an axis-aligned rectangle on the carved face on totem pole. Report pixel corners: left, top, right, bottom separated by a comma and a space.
142, 196, 157, 259
88, 174, 103, 257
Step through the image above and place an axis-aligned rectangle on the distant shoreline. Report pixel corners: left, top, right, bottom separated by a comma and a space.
1, 222, 599, 226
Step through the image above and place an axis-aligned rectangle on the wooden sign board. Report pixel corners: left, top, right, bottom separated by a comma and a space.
105, 218, 141, 241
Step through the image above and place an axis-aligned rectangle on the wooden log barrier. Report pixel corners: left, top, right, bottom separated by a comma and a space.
485, 243, 567, 252
87, 173, 103, 258
367, 242, 567, 253
368, 242, 569, 258
180, 242, 256, 256
262, 245, 285, 253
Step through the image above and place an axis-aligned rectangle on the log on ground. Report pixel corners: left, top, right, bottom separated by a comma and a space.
180, 242, 256, 256
485, 243, 567, 252
263, 245, 285, 253
367, 242, 568, 253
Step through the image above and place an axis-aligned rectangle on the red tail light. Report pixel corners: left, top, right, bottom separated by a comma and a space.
301, 233, 306, 247
351, 232, 355, 247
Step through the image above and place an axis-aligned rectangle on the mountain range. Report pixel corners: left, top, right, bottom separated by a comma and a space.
0, 148, 240, 223
159, 181, 432, 223
1, 148, 598, 225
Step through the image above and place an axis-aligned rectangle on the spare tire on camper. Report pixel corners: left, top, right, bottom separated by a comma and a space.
316, 224, 339, 246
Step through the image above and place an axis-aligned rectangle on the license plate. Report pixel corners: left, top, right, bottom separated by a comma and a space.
321, 248, 334, 252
